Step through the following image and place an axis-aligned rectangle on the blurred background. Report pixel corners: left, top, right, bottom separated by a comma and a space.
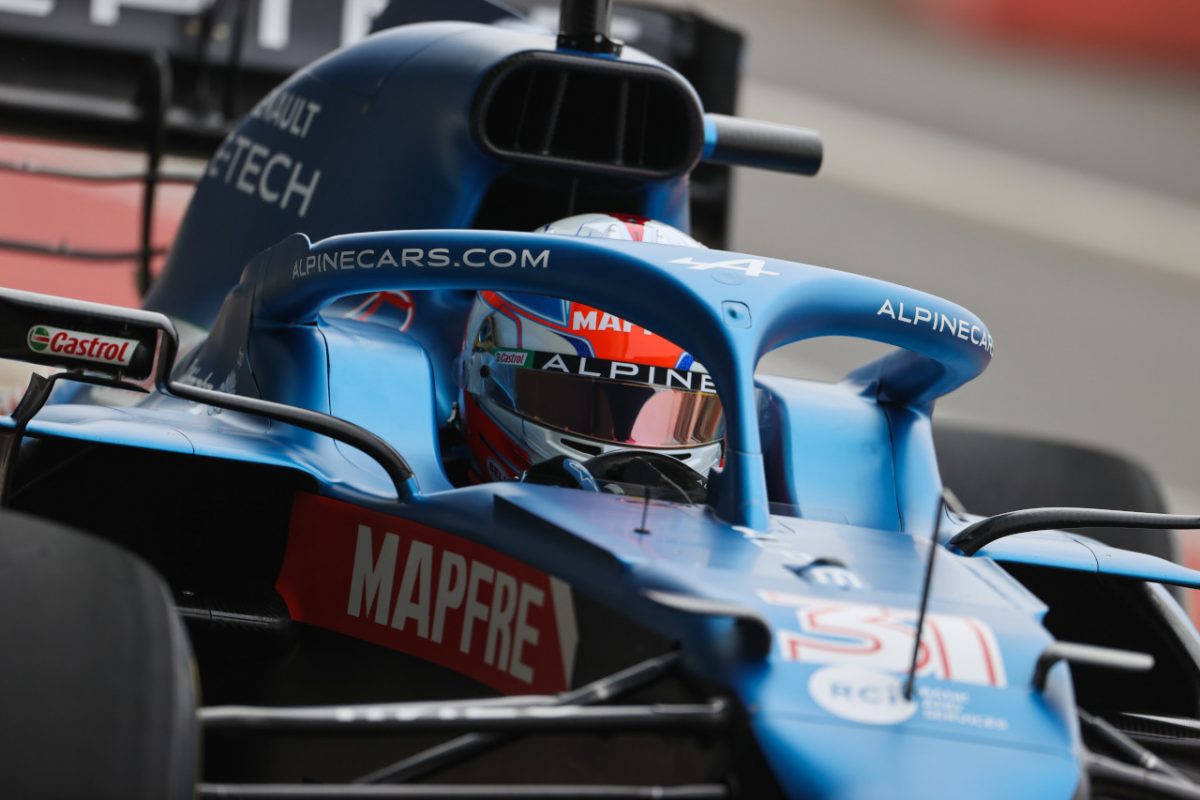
690, 0, 1200, 519
0, 0, 1197, 511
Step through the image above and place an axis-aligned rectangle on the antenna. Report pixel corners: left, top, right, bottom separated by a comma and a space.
904, 500, 945, 701
557, 0, 622, 54
635, 486, 652, 534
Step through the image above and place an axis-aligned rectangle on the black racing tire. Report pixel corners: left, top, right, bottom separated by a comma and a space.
934, 424, 1177, 563
0, 509, 198, 800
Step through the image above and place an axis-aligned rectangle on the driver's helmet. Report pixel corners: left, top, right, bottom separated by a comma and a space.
458, 213, 724, 482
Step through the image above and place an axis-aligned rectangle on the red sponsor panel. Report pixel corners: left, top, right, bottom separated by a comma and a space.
277, 493, 577, 694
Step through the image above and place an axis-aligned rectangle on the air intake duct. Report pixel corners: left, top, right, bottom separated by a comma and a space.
472, 51, 705, 180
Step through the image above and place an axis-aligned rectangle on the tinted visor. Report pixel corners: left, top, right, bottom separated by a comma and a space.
476, 351, 724, 447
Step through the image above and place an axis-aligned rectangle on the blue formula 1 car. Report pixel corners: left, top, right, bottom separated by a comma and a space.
2, 2, 1200, 799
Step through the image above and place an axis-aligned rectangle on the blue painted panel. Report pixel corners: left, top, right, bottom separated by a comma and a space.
757, 376, 900, 530
961, 521, 1200, 589
1076, 535, 1200, 588
146, 22, 533, 329
884, 404, 943, 535
752, 715, 1079, 799
248, 325, 331, 412
321, 317, 453, 492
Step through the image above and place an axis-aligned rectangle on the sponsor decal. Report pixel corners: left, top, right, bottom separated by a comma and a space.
876, 298, 994, 355
809, 666, 917, 726
569, 308, 655, 335
290, 247, 550, 279
794, 562, 864, 590
917, 685, 1008, 731
277, 494, 577, 694
808, 666, 1010, 731
345, 291, 415, 332
26, 326, 49, 352
761, 591, 1007, 688
26, 325, 138, 367
526, 351, 716, 394
251, 88, 322, 139
208, 134, 321, 218
491, 349, 531, 367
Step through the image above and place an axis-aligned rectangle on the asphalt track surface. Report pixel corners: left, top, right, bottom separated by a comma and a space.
678, 0, 1200, 512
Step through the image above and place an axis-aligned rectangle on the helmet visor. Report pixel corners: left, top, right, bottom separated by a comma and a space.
471, 350, 724, 448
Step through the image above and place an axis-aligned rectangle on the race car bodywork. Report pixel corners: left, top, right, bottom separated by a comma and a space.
1, 5, 1199, 799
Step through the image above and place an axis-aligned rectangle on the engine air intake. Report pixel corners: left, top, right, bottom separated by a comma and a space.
473, 52, 705, 180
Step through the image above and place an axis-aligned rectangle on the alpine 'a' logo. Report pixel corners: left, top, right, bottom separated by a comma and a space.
27, 326, 50, 352
25, 325, 139, 367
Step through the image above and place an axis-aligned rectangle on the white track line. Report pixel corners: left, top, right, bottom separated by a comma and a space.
741, 82, 1200, 282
